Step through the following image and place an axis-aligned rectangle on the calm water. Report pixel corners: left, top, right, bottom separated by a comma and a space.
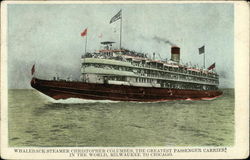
8, 89, 234, 147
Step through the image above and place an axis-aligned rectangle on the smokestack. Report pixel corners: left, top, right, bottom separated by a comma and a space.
171, 46, 180, 63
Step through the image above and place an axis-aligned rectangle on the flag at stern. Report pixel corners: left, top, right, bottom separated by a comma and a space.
208, 63, 215, 70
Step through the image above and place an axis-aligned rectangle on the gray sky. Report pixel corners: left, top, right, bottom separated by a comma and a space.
7, 3, 234, 89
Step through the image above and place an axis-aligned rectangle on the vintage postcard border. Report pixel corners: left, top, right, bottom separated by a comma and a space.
1, 1, 249, 159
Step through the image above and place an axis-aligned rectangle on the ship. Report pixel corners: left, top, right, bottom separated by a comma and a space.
30, 42, 222, 102
30, 10, 223, 102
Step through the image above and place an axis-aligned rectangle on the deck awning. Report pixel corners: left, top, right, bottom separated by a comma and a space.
100, 41, 115, 45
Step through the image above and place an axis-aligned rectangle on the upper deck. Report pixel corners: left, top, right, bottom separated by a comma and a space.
81, 51, 218, 80
80, 42, 219, 90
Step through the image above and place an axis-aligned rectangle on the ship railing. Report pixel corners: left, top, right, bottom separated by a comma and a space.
138, 69, 218, 84
134, 73, 218, 86
127, 62, 218, 80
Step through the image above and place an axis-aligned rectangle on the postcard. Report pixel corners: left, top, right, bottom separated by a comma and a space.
1, 0, 249, 159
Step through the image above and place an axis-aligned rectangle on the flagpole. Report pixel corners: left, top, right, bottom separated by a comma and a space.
120, 10, 122, 50
203, 51, 205, 69
85, 32, 88, 54
203, 45, 205, 69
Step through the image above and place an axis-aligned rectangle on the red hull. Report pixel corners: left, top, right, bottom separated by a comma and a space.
30, 78, 223, 102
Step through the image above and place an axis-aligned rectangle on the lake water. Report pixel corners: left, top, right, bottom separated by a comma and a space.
8, 89, 234, 147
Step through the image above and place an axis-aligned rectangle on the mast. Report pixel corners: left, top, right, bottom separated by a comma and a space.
120, 10, 122, 50
198, 45, 205, 69
85, 32, 88, 54
203, 50, 205, 68
80, 28, 88, 54
110, 10, 122, 50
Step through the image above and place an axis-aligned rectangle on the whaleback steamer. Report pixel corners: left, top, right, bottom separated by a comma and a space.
31, 41, 222, 102
31, 10, 222, 102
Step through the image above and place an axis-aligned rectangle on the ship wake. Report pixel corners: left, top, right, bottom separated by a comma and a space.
49, 98, 120, 104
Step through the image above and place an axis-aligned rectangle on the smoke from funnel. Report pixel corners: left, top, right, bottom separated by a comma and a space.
153, 36, 176, 46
